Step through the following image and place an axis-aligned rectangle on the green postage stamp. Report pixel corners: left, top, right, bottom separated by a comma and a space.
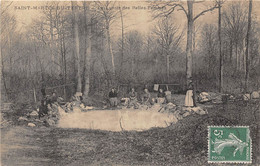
208, 126, 252, 163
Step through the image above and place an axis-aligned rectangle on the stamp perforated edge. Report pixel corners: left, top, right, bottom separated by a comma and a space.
207, 126, 252, 164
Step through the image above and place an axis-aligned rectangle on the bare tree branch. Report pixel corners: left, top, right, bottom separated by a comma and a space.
149, 1, 188, 18
193, 3, 219, 21
175, 4, 188, 17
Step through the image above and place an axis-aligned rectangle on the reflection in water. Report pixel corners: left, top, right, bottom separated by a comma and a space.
57, 107, 178, 132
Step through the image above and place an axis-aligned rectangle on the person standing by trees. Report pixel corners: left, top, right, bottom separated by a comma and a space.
185, 78, 196, 107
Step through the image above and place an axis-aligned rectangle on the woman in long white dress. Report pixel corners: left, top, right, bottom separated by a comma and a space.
185, 81, 194, 107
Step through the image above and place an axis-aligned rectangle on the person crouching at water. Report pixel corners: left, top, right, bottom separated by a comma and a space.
185, 79, 196, 107
142, 88, 153, 108
127, 88, 139, 109
50, 91, 58, 104
157, 88, 165, 105
109, 88, 118, 107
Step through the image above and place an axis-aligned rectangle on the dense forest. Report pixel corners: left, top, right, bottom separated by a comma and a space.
1, 1, 259, 103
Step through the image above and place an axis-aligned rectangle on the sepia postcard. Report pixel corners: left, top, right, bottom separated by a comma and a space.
1, 0, 259, 165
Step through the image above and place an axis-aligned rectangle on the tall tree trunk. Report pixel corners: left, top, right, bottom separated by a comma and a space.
34, 42, 45, 87
119, 6, 124, 80
100, 36, 111, 86
235, 43, 238, 71
239, 48, 242, 71
72, 1, 82, 93
7, 32, 13, 88
131, 57, 134, 78
218, 0, 223, 93
1, 47, 9, 100
58, 30, 63, 76
245, 0, 252, 92
62, 30, 67, 99
106, 22, 116, 79
186, 1, 193, 85
154, 56, 158, 82
166, 54, 170, 83
83, 2, 91, 97
243, 40, 246, 73
193, 25, 196, 78
193, 25, 198, 90
49, 9, 54, 74
208, 35, 212, 75
230, 40, 233, 62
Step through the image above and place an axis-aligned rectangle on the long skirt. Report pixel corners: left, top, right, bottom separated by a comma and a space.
185, 90, 194, 107
109, 97, 118, 107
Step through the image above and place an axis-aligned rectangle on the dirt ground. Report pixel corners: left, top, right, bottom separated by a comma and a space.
1, 100, 259, 166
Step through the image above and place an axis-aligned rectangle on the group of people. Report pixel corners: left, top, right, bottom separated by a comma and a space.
109, 79, 196, 109
39, 80, 196, 115
108, 87, 168, 109
39, 89, 86, 118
